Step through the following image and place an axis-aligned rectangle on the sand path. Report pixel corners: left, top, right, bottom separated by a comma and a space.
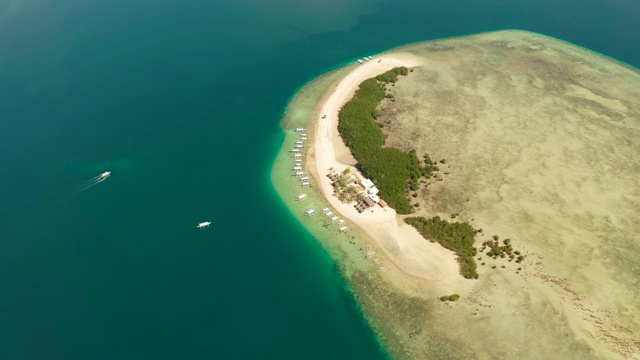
310, 55, 470, 291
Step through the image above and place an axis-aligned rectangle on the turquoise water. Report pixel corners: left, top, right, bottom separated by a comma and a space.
1, 0, 639, 358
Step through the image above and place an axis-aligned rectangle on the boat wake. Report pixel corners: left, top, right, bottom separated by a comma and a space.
0, 172, 111, 213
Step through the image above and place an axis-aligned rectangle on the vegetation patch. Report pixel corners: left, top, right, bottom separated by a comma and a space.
480, 238, 525, 263
439, 294, 460, 302
404, 216, 479, 279
338, 67, 437, 214
375, 66, 409, 83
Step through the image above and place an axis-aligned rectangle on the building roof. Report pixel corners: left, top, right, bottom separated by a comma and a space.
363, 196, 376, 207
361, 179, 374, 189
369, 186, 379, 195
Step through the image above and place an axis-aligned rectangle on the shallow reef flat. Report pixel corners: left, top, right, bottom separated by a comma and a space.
274, 30, 640, 359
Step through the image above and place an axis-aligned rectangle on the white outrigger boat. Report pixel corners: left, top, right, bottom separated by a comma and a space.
196, 221, 211, 229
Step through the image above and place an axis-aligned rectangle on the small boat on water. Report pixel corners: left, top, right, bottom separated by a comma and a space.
196, 222, 211, 229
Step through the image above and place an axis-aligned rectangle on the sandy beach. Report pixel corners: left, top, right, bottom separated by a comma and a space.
307, 55, 470, 293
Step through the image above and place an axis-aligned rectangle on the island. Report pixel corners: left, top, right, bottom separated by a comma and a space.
272, 30, 640, 359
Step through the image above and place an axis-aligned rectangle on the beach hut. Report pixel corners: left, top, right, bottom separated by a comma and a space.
295, 145, 303, 148
291, 149, 300, 153
331, 216, 339, 221
363, 196, 376, 207
305, 209, 316, 216
294, 154, 302, 158
295, 171, 304, 176
299, 176, 309, 181
296, 128, 304, 133
296, 194, 307, 200
293, 166, 302, 170
338, 226, 348, 232
302, 182, 310, 187
324, 211, 333, 216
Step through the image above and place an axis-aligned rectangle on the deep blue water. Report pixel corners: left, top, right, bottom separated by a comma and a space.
0, 0, 638, 359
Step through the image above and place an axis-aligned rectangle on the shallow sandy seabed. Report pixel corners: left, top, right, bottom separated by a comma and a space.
273, 30, 640, 359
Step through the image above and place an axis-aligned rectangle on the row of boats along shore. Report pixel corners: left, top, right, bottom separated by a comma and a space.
356, 56, 378, 65
291, 128, 348, 233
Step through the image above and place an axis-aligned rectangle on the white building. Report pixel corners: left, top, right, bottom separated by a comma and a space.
361, 179, 374, 189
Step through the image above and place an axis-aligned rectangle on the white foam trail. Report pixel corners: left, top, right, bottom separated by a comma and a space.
75, 177, 106, 194
1, 173, 111, 213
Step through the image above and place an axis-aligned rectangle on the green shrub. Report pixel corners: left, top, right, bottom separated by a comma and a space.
337, 68, 431, 214
405, 216, 479, 279
439, 294, 460, 302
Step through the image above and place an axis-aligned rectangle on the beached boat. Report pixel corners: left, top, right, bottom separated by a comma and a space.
357, 59, 363, 64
